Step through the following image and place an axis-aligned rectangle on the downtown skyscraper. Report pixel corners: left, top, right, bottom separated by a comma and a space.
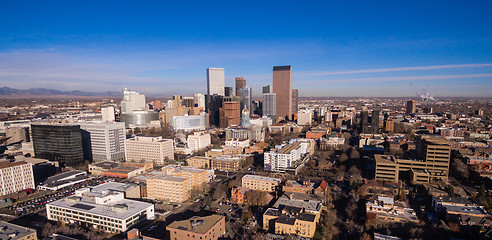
207, 68, 225, 96
272, 65, 293, 120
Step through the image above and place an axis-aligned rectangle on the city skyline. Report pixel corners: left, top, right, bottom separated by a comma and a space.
1, 1, 492, 97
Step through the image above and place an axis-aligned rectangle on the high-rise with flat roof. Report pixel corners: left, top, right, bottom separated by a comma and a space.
272, 66, 293, 120
263, 93, 276, 120
31, 123, 84, 166
239, 86, 252, 112
219, 101, 241, 128
207, 68, 225, 96
79, 122, 126, 162
406, 100, 417, 114
235, 77, 246, 96
291, 89, 298, 115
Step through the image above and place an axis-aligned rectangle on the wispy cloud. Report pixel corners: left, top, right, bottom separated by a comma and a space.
296, 63, 492, 77
299, 73, 492, 84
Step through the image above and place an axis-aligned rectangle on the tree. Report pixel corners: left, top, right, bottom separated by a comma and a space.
245, 190, 268, 206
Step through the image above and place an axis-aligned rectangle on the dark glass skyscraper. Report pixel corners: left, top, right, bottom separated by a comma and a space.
31, 124, 84, 167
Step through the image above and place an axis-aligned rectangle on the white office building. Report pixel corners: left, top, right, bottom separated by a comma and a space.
79, 122, 126, 162
187, 131, 211, 152
125, 136, 174, 165
194, 93, 206, 108
263, 93, 276, 120
101, 107, 115, 122
207, 68, 225, 96
297, 110, 313, 126
0, 159, 34, 196
170, 114, 207, 131
46, 182, 154, 233
121, 88, 146, 114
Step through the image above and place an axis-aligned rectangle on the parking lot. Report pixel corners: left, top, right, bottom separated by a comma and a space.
0, 176, 109, 216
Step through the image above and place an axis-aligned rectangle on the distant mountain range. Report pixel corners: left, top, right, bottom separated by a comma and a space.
0, 87, 121, 98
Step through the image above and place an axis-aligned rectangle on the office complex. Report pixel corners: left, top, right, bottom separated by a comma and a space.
406, 100, 417, 114
272, 65, 293, 120
235, 77, 246, 97
0, 159, 34, 196
219, 101, 240, 128
170, 114, 208, 131
166, 215, 225, 240
79, 122, 126, 162
375, 136, 451, 184
121, 88, 146, 114
262, 93, 276, 120
31, 123, 84, 166
207, 68, 225, 96
120, 110, 159, 128
125, 136, 174, 166
262, 85, 271, 94
46, 182, 155, 233
242, 174, 281, 192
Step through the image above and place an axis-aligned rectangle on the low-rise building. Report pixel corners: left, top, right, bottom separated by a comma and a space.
366, 196, 418, 223
0, 221, 37, 240
230, 186, 251, 204
89, 161, 119, 176
282, 180, 315, 194
46, 182, 154, 233
263, 207, 317, 238
205, 147, 242, 158
38, 170, 89, 191
161, 165, 209, 188
242, 174, 281, 192
210, 155, 243, 171
166, 215, 225, 240
244, 141, 268, 154
186, 156, 211, 169
103, 165, 146, 179
225, 138, 250, 148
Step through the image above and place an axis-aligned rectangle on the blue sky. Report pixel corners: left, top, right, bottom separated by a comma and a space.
1, 1, 491, 97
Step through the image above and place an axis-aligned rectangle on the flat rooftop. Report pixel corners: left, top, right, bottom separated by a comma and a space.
167, 215, 224, 234
0, 221, 36, 240
273, 193, 322, 212
243, 174, 281, 182
48, 194, 152, 220
278, 142, 301, 154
